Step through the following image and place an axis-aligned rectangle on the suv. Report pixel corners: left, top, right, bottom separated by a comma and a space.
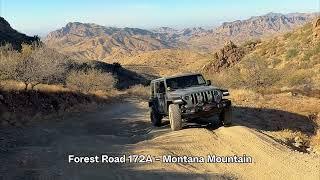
149, 73, 231, 131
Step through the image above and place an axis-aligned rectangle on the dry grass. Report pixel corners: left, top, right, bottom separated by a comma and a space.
311, 132, 320, 153
117, 49, 214, 76
229, 89, 263, 103
230, 89, 320, 154
269, 129, 309, 146
66, 69, 116, 93
310, 114, 320, 153
125, 85, 150, 100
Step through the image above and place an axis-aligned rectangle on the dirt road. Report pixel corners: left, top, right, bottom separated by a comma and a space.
1, 99, 319, 179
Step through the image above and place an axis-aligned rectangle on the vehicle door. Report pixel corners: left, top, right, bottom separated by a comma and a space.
155, 81, 166, 114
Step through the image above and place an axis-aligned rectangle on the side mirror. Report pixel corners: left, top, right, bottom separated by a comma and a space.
207, 80, 211, 85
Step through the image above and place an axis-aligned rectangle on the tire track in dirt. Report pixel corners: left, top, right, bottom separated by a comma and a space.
1, 99, 319, 179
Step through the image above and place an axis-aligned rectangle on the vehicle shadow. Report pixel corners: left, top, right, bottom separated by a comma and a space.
232, 106, 317, 135
175, 106, 317, 136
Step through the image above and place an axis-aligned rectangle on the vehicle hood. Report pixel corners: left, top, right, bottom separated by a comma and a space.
167, 85, 218, 97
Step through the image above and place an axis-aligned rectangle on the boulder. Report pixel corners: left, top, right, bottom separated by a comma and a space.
313, 18, 320, 39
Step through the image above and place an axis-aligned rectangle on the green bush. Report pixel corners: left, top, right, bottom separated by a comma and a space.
286, 48, 298, 59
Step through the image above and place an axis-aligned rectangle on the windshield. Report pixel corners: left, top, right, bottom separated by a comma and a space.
166, 74, 206, 90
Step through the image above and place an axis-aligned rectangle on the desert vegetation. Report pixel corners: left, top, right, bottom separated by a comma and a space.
205, 21, 320, 93
0, 44, 67, 90
0, 44, 123, 126
125, 84, 150, 100
66, 69, 116, 93
0, 44, 118, 93
201, 19, 320, 154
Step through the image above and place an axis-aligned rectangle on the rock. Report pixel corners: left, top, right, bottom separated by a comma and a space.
288, 92, 298, 96
313, 18, 320, 39
293, 142, 302, 148
314, 18, 320, 28
294, 136, 303, 143
203, 41, 246, 72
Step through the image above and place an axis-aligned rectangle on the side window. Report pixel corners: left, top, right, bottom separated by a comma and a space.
155, 82, 160, 94
158, 81, 165, 93
150, 82, 155, 97
197, 76, 206, 84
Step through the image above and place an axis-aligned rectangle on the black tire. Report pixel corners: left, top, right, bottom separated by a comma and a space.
219, 107, 232, 127
150, 107, 162, 127
168, 104, 182, 131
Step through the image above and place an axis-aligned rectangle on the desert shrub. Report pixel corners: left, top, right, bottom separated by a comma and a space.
66, 69, 116, 93
269, 58, 282, 67
283, 32, 292, 39
230, 89, 262, 103
0, 47, 20, 80
310, 114, 320, 153
311, 131, 320, 153
285, 70, 312, 87
238, 56, 282, 88
303, 42, 320, 61
209, 68, 244, 88
242, 39, 261, 48
286, 48, 298, 59
209, 56, 282, 89
126, 85, 150, 100
0, 44, 67, 90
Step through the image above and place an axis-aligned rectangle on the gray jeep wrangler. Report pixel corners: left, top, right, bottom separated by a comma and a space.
148, 73, 232, 131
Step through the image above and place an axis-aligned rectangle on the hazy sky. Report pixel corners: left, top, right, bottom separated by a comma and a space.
0, 0, 319, 36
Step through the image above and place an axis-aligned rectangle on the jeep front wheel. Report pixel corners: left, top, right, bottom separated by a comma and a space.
168, 104, 182, 131
219, 107, 232, 127
150, 107, 162, 127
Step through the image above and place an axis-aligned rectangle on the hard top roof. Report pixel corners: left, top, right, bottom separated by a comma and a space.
151, 73, 202, 82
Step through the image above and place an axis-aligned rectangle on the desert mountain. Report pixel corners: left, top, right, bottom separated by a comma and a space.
204, 17, 320, 90
188, 12, 318, 51
45, 12, 317, 62
151, 27, 209, 41
0, 17, 39, 50
44, 22, 175, 61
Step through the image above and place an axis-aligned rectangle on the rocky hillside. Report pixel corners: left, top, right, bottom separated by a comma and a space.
189, 12, 318, 51
44, 22, 176, 61
0, 17, 39, 50
205, 17, 320, 90
202, 40, 259, 72
116, 49, 215, 76
151, 26, 210, 41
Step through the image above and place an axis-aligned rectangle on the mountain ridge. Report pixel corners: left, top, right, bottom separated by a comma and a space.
0, 17, 39, 50
44, 12, 318, 61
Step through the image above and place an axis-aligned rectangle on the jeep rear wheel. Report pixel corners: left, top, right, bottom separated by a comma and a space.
219, 107, 232, 127
150, 107, 162, 127
168, 104, 182, 131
